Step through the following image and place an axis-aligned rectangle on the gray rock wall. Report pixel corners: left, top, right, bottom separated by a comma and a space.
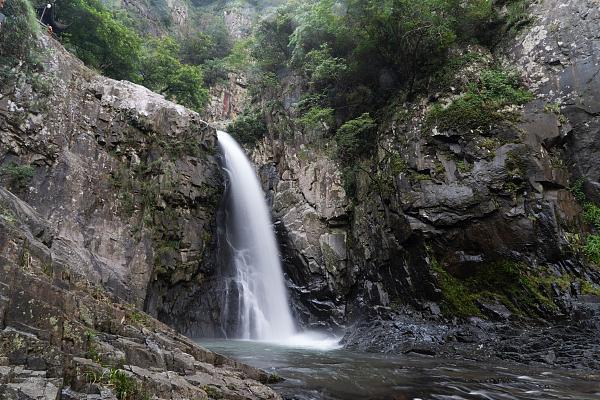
0, 186, 280, 399
0, 35, 223, 335
249, 0, 600, 328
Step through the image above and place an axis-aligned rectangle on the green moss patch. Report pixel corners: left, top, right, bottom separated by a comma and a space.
433, 259, 558, 319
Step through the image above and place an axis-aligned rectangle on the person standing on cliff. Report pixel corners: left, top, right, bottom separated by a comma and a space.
0, 0, 6, 29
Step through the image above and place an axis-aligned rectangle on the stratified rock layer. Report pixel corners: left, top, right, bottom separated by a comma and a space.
0, 187, 280, 399
249, 0, 600, 358
0, 35, 225, 336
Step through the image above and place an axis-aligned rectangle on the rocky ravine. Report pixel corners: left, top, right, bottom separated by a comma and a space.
0, 35, 280, 398
248, 0, 600, 369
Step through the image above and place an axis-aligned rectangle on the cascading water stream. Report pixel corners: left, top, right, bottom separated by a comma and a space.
217, 131, 296, 342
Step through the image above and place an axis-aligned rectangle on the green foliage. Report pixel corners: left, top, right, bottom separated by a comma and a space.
179, 14, 232, 66
148, 0, 172, 27
167, 64, 209, 111
332, 113, 377, 198
139, 37, 209, 112
85, 330, 102, 363
334, 113, 377, 164
584, 235, 600, 266
180, 32, 216, 65
340, 165, 359, 199
129, 310, 149, 326
568, 179, 600, 267
351, 0, 457, 87
569, 178, 586, 203
581, 280, 600, 297
264, 373, 284, 384
107, 368, 143, 400
583, 203, 600, 229
58, 0, 143, 81
456, 160, 473, 173
505, 0, 533, 34
427, 68, 533, 133
303, 44, 348, 89
252, 8, 295, 72
222, 37, 254, 70
1, 163, 35, 191
53, 1, 211, 111
432, 260, 481, 317
0, 0, 39, 65
139, 37, 180, 89
227, 110, 267, 147
202, 385, 223, 399
0, 201, 17, 225
298, 106, 334, 131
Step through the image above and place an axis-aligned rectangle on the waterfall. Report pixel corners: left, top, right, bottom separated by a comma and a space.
217, 131, 296, 341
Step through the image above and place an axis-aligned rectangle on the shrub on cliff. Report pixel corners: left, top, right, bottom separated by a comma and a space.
139, 37, 209, 112
227, 110, 268, 147
58, 0, 143, 81
335, 113, 377, 163
0, 163, 35, 192
0, 0, 39, 65
251, 8, 295, 72
426, 68, 533, 133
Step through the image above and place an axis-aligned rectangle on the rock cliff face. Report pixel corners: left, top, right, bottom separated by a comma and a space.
510, 0, 600, 200
204, 72, 250, 129
0, 35, 223, 336
0, 186, 280, 399
0, 31, 282, 399
249, 0, 600, 345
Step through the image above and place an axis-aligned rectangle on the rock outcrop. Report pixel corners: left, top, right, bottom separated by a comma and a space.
0, 34, 225, 335
248, 0, 600, 349
0, 186, 280, 399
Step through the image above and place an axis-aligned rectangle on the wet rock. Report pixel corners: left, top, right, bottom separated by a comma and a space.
477, 301, 512, 322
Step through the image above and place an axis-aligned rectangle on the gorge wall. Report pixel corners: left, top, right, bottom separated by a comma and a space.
245, 0, 600, 339
0, 19, 288, 396
0, 34, 225, 336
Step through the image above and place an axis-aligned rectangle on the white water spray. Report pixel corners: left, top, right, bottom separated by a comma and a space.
217, 131, 296, 341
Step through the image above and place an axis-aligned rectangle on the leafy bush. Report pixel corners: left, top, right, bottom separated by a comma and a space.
1, 163, 35, 191
298, 106, 334, 131
180, 32, 216, 65
107, 368, 145, 400
53, 0, 210, 111
584, 203, 600, 229
166, 64, 208, 112
505, 0, 533, 34
139, 37, 208, 111
585, 235, 600, 266
302, 44, 348, 89
0, 0, 39, 65
335, 113, 377, 163
252, 8, 295, 72
179, 14, 233, 66
222, 38, 254, 71
568, 180, 600, 267
201, 58, 230, 86
583, 202, 600, 266
427, 68, 533, 133
569, 178, 586, 203
227, 111, 267, 147
58, 0, 143, 81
